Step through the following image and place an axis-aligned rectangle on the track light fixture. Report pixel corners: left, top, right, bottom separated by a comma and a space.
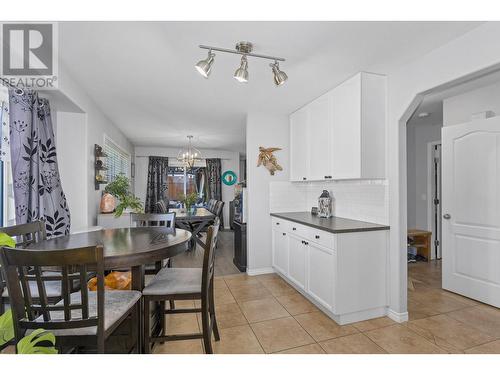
195, 50, 215, 78
195, 41, 287, 86
270, 61, 288, 86
233, 55, 249, 83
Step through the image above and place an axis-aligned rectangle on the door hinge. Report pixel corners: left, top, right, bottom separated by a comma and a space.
435, 240, 440, 247
434, 198, 440, 205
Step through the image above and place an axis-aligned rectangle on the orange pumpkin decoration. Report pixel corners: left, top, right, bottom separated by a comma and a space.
87, 271, 132, 291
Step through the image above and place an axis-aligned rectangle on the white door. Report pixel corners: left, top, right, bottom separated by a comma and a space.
290, 107, 309, 181
272, 229, 289, 275
307, 242, 335, 310
442, 117, 500, 307
308, 93, 333, 181
288, 235, 307, 290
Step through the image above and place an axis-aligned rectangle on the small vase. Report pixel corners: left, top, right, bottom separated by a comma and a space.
100, 192, 116, 214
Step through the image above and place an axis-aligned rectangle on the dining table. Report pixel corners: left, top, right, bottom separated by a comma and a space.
171, 207, 216, 250
27, 226, 192, 353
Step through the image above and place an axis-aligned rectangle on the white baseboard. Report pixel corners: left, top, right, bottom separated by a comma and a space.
387, 309, 409, 323
246, 267, 275, 276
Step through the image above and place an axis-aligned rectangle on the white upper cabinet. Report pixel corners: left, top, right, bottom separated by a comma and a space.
308, 92, 334, 181
289, 72, 386, 181
290, 106, 310, 181
332, 72, 386, 179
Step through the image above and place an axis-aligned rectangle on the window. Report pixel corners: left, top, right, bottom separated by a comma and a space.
104, 136, 130, 182
167, 166, 205, 202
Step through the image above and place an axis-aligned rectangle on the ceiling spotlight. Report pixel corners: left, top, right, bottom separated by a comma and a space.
417, 112, 430, 118
233, 55, 249, 83
270, 61, 288, 86
195, 50, 215, 78
195, 41, 287, 86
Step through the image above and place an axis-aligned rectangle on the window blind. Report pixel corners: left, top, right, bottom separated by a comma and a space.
104, 136, 130, 182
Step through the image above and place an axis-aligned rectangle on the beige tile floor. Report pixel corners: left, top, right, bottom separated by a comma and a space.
152, 260, 500, 354
3, 260, 500, 354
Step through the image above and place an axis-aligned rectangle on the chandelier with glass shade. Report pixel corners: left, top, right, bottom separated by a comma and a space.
177, 135, 202, 168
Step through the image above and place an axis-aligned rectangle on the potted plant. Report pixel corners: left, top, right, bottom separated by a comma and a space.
181, 192, 198, 214
104, 174, 143, 217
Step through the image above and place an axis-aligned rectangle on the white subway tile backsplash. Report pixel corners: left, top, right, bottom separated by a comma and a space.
270, 179, 389, 225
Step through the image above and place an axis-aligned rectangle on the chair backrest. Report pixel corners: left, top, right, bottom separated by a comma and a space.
0, 245, 105, 347
1, 220, 47, 246
201, 217, 220, 296
214, 201, 224, 218
207, 199, 216, 213
155, 199, 169, 214
0, 221, 48, 305
131, 212, 176, 228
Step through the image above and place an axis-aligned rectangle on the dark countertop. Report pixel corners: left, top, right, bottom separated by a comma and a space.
270, 212, 390, 234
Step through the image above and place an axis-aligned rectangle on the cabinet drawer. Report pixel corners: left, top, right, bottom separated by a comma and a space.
307, 228, 335, 249
288, 222, 309, 239
271, 217, 291, 232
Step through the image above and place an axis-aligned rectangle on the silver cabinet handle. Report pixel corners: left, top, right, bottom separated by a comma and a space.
443, 214, 451, 220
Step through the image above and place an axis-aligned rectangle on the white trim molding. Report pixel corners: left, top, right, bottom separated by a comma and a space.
246, 267, 275, 276
387, 309, 409, 323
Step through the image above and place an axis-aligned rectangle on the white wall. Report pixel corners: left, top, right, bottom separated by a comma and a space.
56, 112, 88, 232
134, 146, 240, 228
270, 180, 388, 225
386, 22, 500, 319
406, 121, 441, 230
57, 64, 134, 228
443, 81, 500, 126
246, 113, 290, 274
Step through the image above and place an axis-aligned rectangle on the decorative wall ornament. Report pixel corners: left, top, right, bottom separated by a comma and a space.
257, 147, 283, 176
222, 170, 237, 186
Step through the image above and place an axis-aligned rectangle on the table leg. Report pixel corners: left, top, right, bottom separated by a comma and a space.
191, 219, 211, 248
131, 265, 145, 353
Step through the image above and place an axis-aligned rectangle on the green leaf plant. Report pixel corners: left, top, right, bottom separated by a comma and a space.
16, 329, 58, 354
104, 174, 143, 217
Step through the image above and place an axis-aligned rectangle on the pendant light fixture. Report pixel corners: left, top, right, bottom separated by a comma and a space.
195, 41, 288, 86
195, 50, 215, 78
177, 135, 202, 168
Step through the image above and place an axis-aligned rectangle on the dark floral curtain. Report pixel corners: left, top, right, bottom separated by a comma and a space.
145, 156, 168, 213
9, 89, 71, 237
205, 158, 221, 201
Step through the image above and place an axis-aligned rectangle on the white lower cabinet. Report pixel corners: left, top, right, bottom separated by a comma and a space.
288, 235, 307, 290
272, 228, 289, 275
306, 241, 335, 310
271, 218, 388, 325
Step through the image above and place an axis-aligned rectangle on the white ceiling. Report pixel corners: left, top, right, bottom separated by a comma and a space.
407, 67, 500, 127
59, 21, 482, 152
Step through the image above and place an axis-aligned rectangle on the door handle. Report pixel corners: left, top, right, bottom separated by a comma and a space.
443, 214, 451, 220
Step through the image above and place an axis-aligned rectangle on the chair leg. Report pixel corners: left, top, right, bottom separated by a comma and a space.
209, 282, 220, 341
131, 303, 140, 354
201, 297, 213, 354
160, 300, 166, 341
143, 298, 151, 354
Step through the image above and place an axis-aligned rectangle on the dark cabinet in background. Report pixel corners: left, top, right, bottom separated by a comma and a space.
233, 220, 247, 272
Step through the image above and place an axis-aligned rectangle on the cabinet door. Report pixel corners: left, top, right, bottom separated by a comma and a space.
272, 229, 289, 275
307, 242, 335, 310
331, 74, 361, 179
288, 235, 307, 290
290, 107, 309, 182
308, 93, 334, 181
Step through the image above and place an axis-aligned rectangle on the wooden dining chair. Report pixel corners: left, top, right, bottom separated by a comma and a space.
0, 244, 141, 354
130, 213, 176, 274
0, 221, 68, 315
141, 218, 220, 354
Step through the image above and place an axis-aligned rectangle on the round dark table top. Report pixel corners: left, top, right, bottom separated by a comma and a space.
28, 227, 192, 269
